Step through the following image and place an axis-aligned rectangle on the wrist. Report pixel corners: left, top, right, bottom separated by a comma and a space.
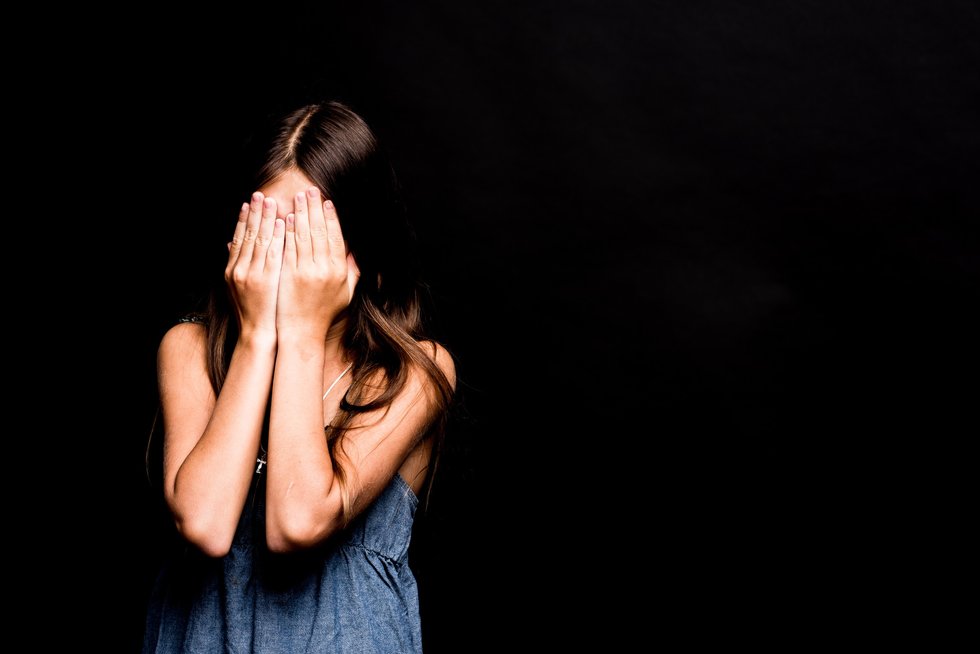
275, 316, 332, 343
276, 326, 328, 348
237, 327, 278, 352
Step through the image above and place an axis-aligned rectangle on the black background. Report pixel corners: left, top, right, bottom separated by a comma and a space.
57, 1, 978, 650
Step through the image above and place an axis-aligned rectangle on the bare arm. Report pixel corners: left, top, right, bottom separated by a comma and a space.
265, 188, 456, 552
266, 339, 455, 553
160, 194, 284, 557
159, 324, 275, 556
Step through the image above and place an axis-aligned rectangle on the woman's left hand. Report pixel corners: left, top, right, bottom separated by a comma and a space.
276, 187, 360, 339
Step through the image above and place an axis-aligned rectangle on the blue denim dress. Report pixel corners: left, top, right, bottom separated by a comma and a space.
143, 471, 423, 653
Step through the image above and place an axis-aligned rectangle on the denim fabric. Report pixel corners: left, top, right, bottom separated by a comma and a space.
143, 473, 422, 653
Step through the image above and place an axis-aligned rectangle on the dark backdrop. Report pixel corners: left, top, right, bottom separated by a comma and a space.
63, 2, 977, 650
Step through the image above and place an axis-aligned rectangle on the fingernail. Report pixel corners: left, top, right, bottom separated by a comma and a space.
264, 197, 274, 208
241, 202, 249, 212
274, 219, 284, 237
324, 200, 334, 210
309, 187, 320, 198
252, 192, 263, 203
287, 213, 295, 226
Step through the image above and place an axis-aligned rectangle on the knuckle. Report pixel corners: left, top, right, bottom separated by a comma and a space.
311, 226, 328, 240
243, 227, 258, 241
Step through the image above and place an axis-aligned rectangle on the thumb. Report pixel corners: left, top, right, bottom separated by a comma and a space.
346, 253, 361, 300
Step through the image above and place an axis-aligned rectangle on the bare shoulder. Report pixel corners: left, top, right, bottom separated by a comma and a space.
158, 321, 209, 375
417, 339, 457, 390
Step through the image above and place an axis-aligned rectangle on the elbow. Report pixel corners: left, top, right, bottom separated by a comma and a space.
266, 510, 342, 554
175, 515, 235, 559
194, 537, 233, 559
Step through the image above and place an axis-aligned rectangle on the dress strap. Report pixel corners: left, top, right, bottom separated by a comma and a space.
323, 362, 354, 401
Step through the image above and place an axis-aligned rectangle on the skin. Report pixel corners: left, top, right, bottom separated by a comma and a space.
157, 169, 455, 556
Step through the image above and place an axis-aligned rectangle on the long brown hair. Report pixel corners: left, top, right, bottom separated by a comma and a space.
188, 101, 454, 520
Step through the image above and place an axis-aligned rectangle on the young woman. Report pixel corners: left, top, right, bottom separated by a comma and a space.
143, 101, 456, 653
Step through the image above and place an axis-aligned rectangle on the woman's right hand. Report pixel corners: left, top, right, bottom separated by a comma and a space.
225, 192, 286, 340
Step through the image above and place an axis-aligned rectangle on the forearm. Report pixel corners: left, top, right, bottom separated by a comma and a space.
266, 331, 339, 549
170, 332, 277, 549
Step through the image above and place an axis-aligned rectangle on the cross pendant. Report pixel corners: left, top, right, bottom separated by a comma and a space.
256, 455, 267, 474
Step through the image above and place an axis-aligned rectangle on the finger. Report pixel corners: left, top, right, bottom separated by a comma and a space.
323, 200, 347, 267
309, 188, 329, 262
238, 192, 265, 265
266, 218, 286, 272
250, 197, 277, 269
295, 189, 313, 262
227, 202, 249, 268
283, 213, 297, 269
